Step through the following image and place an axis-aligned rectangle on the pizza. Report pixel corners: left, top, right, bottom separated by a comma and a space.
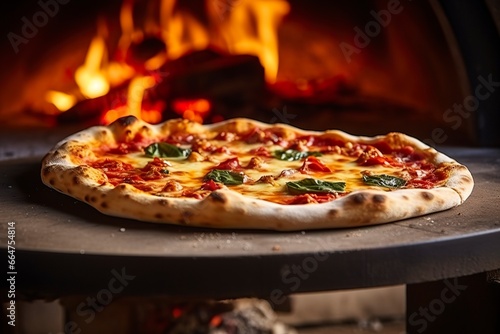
41, 116, 474, 231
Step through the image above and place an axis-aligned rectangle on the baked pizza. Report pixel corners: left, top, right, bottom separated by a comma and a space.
41, 116, 474, 231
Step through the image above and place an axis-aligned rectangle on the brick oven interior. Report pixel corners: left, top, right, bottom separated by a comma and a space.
1, 0, 499, 333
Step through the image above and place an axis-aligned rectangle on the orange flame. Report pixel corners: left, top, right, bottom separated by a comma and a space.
47, 0, 289, 124
208, 0, 289, 83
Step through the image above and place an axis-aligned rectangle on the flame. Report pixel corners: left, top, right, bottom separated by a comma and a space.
160, 0, 210, 60
45, 91, 77, 112
208, 0, 290, 83
74, 36, 111, 98
47, 0, 289, 125
100, 75, 157, 124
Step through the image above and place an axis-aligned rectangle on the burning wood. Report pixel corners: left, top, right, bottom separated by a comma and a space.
140, 299, 297, 334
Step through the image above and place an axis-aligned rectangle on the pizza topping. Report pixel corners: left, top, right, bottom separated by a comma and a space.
299, 156, 332, 173
145, 142, 191, 159
85, 120, 453, 205
214, 157, 243, 171
249, 146, 272, 157
243, 127, 285, 145
287, 193, 339, 205
214, 131, 237, 142
188, 152, 205, 162
246, 157, 264, 169
140, 158, 171, 180
90, 159, 134, 172
204, 169, 248, 185
362, 174, 407, 188
161, 180, 183, 192
286, 178, 346, 195
276, 169, 298, 179
200, 179, 223, 191
273, 149, 322, 161
256, 175, 278, 186
355, 146, 388, 166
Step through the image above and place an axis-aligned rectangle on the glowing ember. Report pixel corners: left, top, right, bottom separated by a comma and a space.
172, 98, 212, 124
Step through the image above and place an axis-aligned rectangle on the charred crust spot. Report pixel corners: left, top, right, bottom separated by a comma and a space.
421, 191, 434, 201
90, 196, 97, 203
158, 199, 169, 206
114, 115, 138, 127
461, 176, 472, 183
402, 195, 409, 200
72, 176, 79, 185
42, 167, 51, 177
119, 184, 127, 190
49, 178, 56, 186
101, 130, 108, 136
154, 213, 163, 219
123, 194, 131, 199
181, 210, 193, 224
84, 195, 90, 202
209, 192, 227, 203
67, 189, 73, 195
329, 209, 339, 217
350, 193, 367, 205
101, 202, 108, 209
372, 194, 386, 204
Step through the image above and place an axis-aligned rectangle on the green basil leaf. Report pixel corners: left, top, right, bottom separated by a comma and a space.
204, 170, 245, 186
286, 178, 345, 195
273, 149, 322, 161
145, 143, 191, 159
362, 174, 406, 188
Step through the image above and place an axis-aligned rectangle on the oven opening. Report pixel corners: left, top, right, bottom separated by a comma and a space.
2, 0, 491, 146
2, 1, 500, 333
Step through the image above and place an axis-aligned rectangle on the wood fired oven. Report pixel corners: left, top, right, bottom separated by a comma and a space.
1, 1, 500, 333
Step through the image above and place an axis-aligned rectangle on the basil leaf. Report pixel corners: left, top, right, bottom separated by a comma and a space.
273, 149, 322, 161
362, 174, 406, 188
145, 143, 191, 159
204, 170, 245, 186
286, 178, 345, 195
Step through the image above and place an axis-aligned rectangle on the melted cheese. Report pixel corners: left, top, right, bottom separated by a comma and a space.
93, 138, 412, 204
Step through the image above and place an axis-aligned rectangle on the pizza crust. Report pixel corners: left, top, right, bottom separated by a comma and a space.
41, 116, 474, 231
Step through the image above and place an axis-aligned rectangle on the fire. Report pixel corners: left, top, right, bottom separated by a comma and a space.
45, 91, 76, 112
46, 0, 290, 125
74, 36, 110, 98
172, 98, 212, 124
208, 0, 290, 83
